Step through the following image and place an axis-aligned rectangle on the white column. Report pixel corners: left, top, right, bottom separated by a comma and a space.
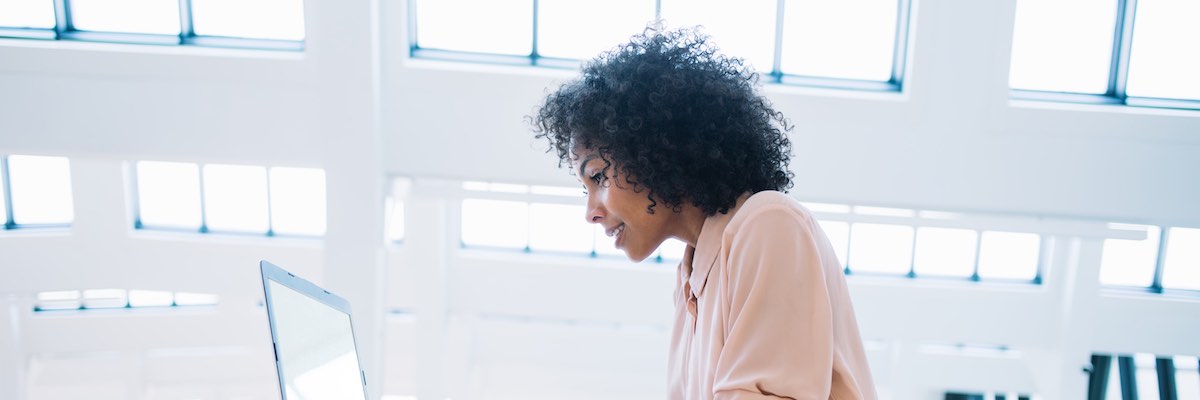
1033, 235, 1105, 399
408, 179, 454, 400
1, 296, 28, 400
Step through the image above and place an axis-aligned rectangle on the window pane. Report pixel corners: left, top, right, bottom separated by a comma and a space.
268, 167, 325, 236
1134, 354, 1161, 400
817, 220, 850, 269
1126, 0, 1200, 100
1162, 227, 1200, 290
1105, 356, 1122, 400
849, 223, 913, 275
0, 0, 55, 29
174, 292, 219, 306
658, 238, 688, 261
913, 227, 978, 278
976, 231, 1040, 280
8, 155, 73, 225
414, 0, 532, 56
659, 0, 777, 72
528, 202, 592, 253
70, 0, 181, 35
203, 164, 269, 233
780, 0, 899, 81
594, 223, 623, 257
82, 289, 127, 309
128, 290, 174, 307
461, 199, 529, 249
1008, 0, 1117, 93
1176, 355, 1200, 400
387, 199, 405, 242
35, 290, 81, 310
191, 0, 305, 40
136, 161, 202, 229
538, 0, 654, 60
1099, 225, 1161, 287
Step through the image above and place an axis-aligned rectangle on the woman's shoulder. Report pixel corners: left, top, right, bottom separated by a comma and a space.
726, 191, 815, 233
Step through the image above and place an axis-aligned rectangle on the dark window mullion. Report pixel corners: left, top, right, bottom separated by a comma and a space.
530, 0, 539, 65
197, 165, 209, 233
1119, 355, 1139, 400
265, 168, 274, 236
1089, 354, 1114, 400
970, 230, 983, 282
769, 0, 785, 83
1, 156, 15, 229
178, 0, 195, 43
889, 0, 911, 87
130, 162, 144, 229
1108, 0, 1139, 100
1151, 227, 1169, 293
52, 0, 72, 37
1156, 357, 1177, 400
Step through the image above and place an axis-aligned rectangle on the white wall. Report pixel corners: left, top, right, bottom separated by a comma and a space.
1, 0, 1198, 399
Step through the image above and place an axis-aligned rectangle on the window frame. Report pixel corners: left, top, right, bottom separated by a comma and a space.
0, 155, 74, 230
1010, 0, 1200, 111
0, 0, 304, 50
407, 0, 914, 93
131, 161, 325, 238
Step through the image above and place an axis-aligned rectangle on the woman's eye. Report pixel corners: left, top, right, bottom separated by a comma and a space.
590, 172, 604, 185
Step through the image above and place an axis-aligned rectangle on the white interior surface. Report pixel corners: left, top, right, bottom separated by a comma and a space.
1, 0, 1198, 399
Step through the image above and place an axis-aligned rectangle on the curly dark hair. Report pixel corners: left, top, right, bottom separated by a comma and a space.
531, 26, 794, 216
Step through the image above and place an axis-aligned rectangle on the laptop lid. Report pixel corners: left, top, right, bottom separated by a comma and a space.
260, 260, 368, 400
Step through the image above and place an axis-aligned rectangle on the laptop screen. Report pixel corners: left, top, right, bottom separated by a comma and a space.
266, 279, 367, 400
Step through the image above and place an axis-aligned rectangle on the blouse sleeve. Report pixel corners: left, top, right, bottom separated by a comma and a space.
712, 205, 835, 400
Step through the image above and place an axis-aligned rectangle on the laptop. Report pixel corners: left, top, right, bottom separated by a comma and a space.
259, 260, 369, 400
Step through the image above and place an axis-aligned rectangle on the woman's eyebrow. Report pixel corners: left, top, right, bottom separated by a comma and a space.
577, 155, 598, 178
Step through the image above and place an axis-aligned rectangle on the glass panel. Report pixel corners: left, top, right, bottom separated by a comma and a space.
414, 0, 533, 56
1125, 0, 1200, 100
1008, 0, 1117, 94
70, 0, 181, 35
658, 238, 688, 261
82, 289, 128, 309
387, 199, 405, 242
658, 0, 777, 72
817, 220, 850, 269
461, 199, 529, 249
913, 227, 978, 278
1175, 355, 1200, 400
128, 290, 174, 307
0, 0, 55, 29
976, 231, 1040, 280
538, 0, 654, 60
1162, 227, 1200, 290
269, 167, 326, 236
35, 290, 81, 310
848, 223, 913, 274
1134, 353, 1160, 400
780, 0, 899, 81
203, 164, 270, 234
8, 155, 73, 225
174, 292, 220, 306
594, 223, 623, 257
191, 0, 306, 40
136, 161, 202, 230
528, 202, 592, 253
1100, 225, 1161, 287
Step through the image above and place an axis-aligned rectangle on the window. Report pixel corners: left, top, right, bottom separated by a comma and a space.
0, 0, 305, 49
34, 289, 219, 311
1161, 227, 1200, 291
976, 231, 1041, 281
848, 223, 914, 275
913, 227, 978, 278
1100, 225, 1161, 288
133, 161, 326, 237
1009, 0, 1200, 109
458, 180, 682, 261
2, 155, 74, 228
409, 0, 912, 91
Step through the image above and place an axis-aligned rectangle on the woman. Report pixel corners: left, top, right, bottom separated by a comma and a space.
531, 27, 877, 400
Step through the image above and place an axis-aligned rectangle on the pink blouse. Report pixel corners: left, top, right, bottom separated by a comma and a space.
669, 191, 877, 400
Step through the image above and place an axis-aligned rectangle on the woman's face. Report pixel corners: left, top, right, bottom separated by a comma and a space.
572, 149, 677, 262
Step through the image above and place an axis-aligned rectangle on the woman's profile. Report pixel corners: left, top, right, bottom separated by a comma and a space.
531, 27, 877, 400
